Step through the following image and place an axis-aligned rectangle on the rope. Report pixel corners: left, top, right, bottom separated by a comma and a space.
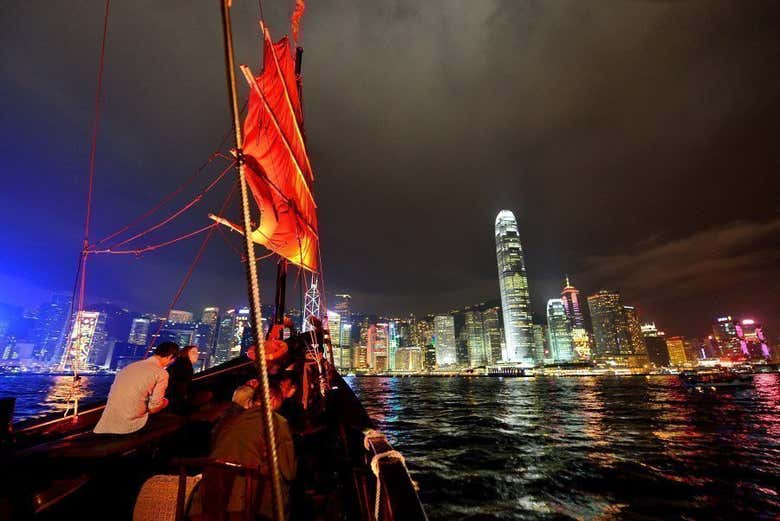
89, 223, 217, 255
100, 161, 235, 251
145, 180, 239, 354
370, 450, 406, 520
63, 0, 111, 420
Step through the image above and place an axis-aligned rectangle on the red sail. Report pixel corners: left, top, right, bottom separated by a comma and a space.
241, 32, 318, 272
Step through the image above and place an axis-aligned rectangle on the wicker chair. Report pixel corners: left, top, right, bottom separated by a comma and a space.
133, 458, 264, 521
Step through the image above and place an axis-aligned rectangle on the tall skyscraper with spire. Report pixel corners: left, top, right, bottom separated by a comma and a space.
560, 276, 584, 329
494, 210, 533, 364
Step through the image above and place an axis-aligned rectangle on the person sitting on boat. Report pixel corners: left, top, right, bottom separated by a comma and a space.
93, 341, 179, 435
165, 345, 199, 414
204, 382, 297, 520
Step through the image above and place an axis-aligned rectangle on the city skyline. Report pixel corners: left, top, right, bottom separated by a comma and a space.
2, 2, 779, 340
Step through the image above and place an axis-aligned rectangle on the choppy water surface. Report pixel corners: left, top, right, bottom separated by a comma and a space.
1, 374, 114, 420
4, 373, 780, 519
346, 375, 780, 520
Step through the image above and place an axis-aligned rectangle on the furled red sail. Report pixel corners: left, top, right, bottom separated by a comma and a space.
240, 28, 318, 272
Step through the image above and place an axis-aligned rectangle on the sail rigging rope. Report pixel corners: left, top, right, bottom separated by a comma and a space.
145, 179, 239, 354
89, 223, 217, 255
97, 160, 235, 251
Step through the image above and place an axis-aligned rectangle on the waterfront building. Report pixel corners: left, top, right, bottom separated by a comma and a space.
396, 346, 423, 372
481, 307, 503, 365
547, 299, 574, 362
532, 324, 547, 364
58, 311, 107, 371
641, 322, 670, 367
388, 321, 399, 371
735, 319, 772, 361
128, 318, 150, 345
587, 290, 648, 367
665, 336, 688, 367
711, 316, 740, 358
352, 344, 368, 370
168, 309, 193, 324
200, 307, 219, 327
560, 276, 585, 329
336, 323, 352, 370
433, 315, 457, 367
464, 310, 486, 367
570, 328, 591, 360
31, 293, 72, 362
494, 210, 533, 364
213, 308, 237, 365
333, 294, 352, 320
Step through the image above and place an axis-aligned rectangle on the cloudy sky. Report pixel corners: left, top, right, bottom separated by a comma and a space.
1, 0, 779, 337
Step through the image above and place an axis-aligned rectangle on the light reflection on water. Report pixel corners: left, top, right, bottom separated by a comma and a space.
1, 374, 114, 421
346, 374, 780, 520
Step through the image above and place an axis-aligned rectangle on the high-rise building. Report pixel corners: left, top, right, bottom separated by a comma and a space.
665, 336, 688, 367
326, 310, 341, 347
168, 310, 194, 324
587, 291, 648, 367
464, 311, 486, 367
481, 307, 503, 365
735, 319, 772, 361
214, 309, 238, 365
546, 299, 574, 362
388, 321, 399, 371
532, 324, 547, 364
711, 316, 740, 358
201, 307, 219, 327
433, 315, 457, 367
31, 293, 72, 362
128, 318, 151, 345
623, 306, 648, 357
641, 322, 670, 367
396, 347, 423, 372
58, 311, 106, 371
333, 294, 352, 320
560, 276, 585, 329
495, 210, 533, 364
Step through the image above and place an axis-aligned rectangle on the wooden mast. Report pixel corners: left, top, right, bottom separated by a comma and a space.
218, 1, 285, 520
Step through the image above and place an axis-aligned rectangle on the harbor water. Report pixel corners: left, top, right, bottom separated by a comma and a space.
3, 373, 780, 519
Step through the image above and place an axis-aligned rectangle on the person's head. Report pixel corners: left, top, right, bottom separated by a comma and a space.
267, 383, 284, 411
180, 345, 199, 365
153, 342, 179, 367
231, 385, 256, 410
279, 377, 297, 400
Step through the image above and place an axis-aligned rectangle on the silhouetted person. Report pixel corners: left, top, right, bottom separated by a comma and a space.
165, 345, 199, 414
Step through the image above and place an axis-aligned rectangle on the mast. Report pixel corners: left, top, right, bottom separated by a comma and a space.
218, 2, 284, 520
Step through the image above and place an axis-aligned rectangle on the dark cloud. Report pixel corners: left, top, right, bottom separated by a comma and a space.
1, 1, 779, 339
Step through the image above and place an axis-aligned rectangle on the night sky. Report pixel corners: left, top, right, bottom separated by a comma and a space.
2, 1, 779, 338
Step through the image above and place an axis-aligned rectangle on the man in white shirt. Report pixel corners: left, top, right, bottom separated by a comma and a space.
94, 342, 179, 434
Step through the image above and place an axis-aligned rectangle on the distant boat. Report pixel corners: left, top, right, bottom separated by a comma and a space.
679, 367, 753, 390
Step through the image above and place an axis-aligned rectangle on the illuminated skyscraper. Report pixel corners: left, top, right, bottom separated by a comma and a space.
587, 291, 648, 367
201, 307, 219, 327
665, 336, 689, 367
560, 276, 584, 329
213, 309, 237, 365
388, 321, 399, 371
641, 322, 670, 367
532, 324, 547, 364
495, 210, 533, 364
464, 311, 486, 367
128, 318, 151, 345
711, 316, 740, 358
546, 299, 574, 362
31, 293, 72, 362
735, 319, 772, 360
433, 315, 457, 367
168, 310, 193, 324
58, 311, 106, 371
481, 307, 503, 365
333, 294, 352, 320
